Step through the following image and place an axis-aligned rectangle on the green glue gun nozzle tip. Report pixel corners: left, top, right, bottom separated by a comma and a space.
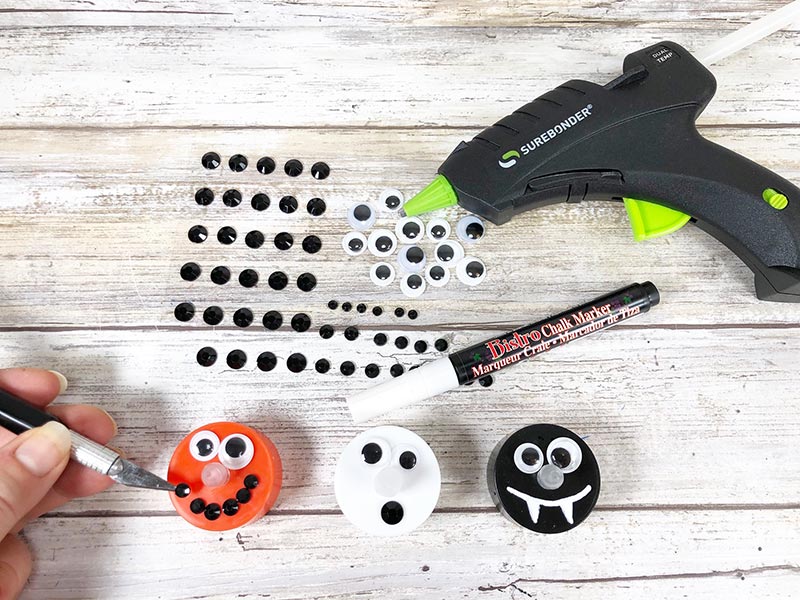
402, 174, 458, 217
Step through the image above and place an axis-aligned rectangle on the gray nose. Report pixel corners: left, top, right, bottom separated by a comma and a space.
537, 464, 564, 490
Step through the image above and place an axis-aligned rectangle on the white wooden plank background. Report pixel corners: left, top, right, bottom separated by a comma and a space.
0, 1, 798, 598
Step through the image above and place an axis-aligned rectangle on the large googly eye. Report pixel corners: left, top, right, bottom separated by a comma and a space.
456, 215, 485, 243
218, 434, 255, 470
370, 262, 396, 287
342, 231, 367, 256
367, 229, 397, 257
189, 430, 220, 462
400, 272, 426, 298
456, 256, 486, 286
546, 437, 582, 473
513, 443, 544, 474
395, 217, 424, 243
347, 202, 377, 230
426, 218, 451, 241
397, 245, 426, 273
425, 263, 450, 288
379, 188, 404, 211
360, 439, 390, 467
434, 240, 465, 265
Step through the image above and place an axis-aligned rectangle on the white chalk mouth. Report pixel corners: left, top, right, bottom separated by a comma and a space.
506, 484, 592, 525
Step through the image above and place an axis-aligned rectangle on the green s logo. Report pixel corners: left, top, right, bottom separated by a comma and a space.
498, 150, 520, 169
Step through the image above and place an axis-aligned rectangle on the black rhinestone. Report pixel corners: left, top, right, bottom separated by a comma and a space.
414, 340, 428, 354
244, 475, 259, 489
399, 451, 417, 470
373, 333, 387, 346
195, 187, 214, 206
204, 503, 222, 520
236, 488, 252, 504
190, 498, 206, 514
251, 193, 270, 211
291, 313, 311, 332
262, 310, 283, 330
340, 361, 355, 376
390, 364, 404, 377
284, 159, 303, 177
479, 375, 494, 388
341, 302, 352, 312
434, 338, 449, 352
233, 308, 253, 328
196, 347, 217, 367
274, 232, 294, 250
395, 336, 408, 349
372, 306, 383, 316
257, 156, 275, 174
238, 269, 259, 288
203, 306, 224, 326
188, 225, 208, 243
287, 353, 307, 373
394, 307, 405, 317
222, 189, 242, 207
175, 483, 191, 498
319, 325, 334, 339
365, 363, 380, 378
310, 161, 330, 180
228, 154, 248, 172
328, 300, 339, 310
307, 197, 326, 216
201, 152, 220, 170
222, 499, 239, 516
344, 326, 359, 341
361, 442, 382, 464
245, 230, 265, 249
174, 302, 195, 322
356, 303, 367, 313
279, 195, 298, 213
268, 271, 288, 290
210, 266, 231, 285
408, 310, 418, 320
226, 349, 247, 370
302, 235, 322, 254
297, 273, 317, 292
315, 358, 330, 373
257, 351, 277, 372
381, 501, 404, 525
217, 226, 237, 245
180, 262, 201, 282
465, 222, 484, 240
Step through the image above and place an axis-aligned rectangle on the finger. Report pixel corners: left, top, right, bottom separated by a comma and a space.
0, 368, 67, 407
0, 422, 71, 536
0, 534, 32, 600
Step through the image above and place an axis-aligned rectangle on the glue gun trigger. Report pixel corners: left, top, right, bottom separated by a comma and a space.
623, 198, 692, 242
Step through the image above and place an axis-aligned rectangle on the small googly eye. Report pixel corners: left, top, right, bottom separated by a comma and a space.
360, 440, 390, 466
379, 188, 404, 211
546, 437, 582, 473
395, 217, 424, 243
367, 229, 397, 257
342, 231, 367, 256
396, 447, 418, 470
425, 263, 450, 287
400, 272, 426, 298
397, 245, 426, 273
456, 256, 486, 286
189, 430, 220, 462
434, 240, 465, 264
370, 262, 396, 287
513, 443, 544, 474
426, 218, 451, 241
347, 202, 377, 230
218, 434, 255, 470
456, 215, 485, 243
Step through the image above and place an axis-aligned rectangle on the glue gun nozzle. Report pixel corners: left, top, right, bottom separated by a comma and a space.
401, 174, 458, 217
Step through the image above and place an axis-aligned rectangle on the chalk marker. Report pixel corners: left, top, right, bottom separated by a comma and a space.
347, 282, 659, 423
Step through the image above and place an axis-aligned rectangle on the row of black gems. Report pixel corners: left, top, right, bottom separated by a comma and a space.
189, 224, 322, 251
372, 333, 448, 354
201, 153, 330, 180
327, 300, 418, 320
194, 190, 326, 217
175, 305, 313, 331
179, 475, 260, 521
179, 267, 316, 291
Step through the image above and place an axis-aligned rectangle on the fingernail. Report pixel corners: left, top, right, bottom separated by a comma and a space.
98, 408, 118, 437
47, 370, 69, 394
15, 421, 72, 477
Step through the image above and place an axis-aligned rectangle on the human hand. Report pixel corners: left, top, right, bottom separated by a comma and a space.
0, 368, 117, 600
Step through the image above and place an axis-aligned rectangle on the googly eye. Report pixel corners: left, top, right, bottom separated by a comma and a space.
546, 437, 582, 473
395, 217, 424, 244
455, 256, 486, 286
367, 229, 397, 257
434, 240, 465, 264
513, 443, 544, 474
425, 263, 450, 288
400, 272, 426, 298
347, 202, 377, 230
360, 439, 390, 467
426, 218, 451, 241
379, 188, 404, 211
189, 430, 220, 462
342, 231, 367, 256
218, 434, 255, 470
456, 215, 485, 243
397, 245, 426, 273
370, 262, 396, 287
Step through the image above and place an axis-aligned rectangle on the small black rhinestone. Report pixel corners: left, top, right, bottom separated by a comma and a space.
175, 483, 191, 498
268, 271, 288, 290
279, 195, 298, 213
395, 336, 408, 349
302, 235, 322, 254
414, 340, 428, 354
203, 306, 224, 326
204, 503, 222, 521
190, 498, 206, 514
227, 349, 247, 370
394, 307, 405, 318
195, 187, 214, 206
356, 303, 367, 313
310, 162, 330, 180
390, 364, 404, 377
341, 302, 352, 312
180, 262, 201, 281
188, 225, 208, 243
174, 302, 195, 322
228, 154, 248, 172
287, 353, 307, 373
373, 333, 387, 346
340, 361, 355, 376
274, 232, 294, 250
244, 475, 259, 489
262, 310, 283, 330
236, 488, 252, 504
307, 197, 326, 216
222, 499, 239, 516
284, 159, 303, 177
372, 306, 383, 316
245, 230, 265, 249
257, 351, 277, 372
344, 326, 359, 341
365, 363, 380, 378
319, 324, 334, 339
327, 300, 339, 310
239, 269, 259, 288
233, 308, 254, 328
251, 193, 270, 211
291, 313, 311, 332
210, 266, 231, 285
222, 189, 242, 207
408, 310, 418, 320
315, 358, 330, 373
435, 338, 449, 352
399, 451, 417, 470
297, 273, 317, 292
196, 347, 217, 367
257, 156, 276, 174
381, 501, 404, 525
217, 226, 237, 245
479, 375, 494, 387
201, 152, 220, 170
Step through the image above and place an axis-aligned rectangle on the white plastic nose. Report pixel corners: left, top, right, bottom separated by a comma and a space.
374, 466, 405, 497
201, 462, 230, 488
537, 464, 564, 490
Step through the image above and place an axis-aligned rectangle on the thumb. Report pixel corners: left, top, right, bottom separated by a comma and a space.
0, 422, 71, 535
